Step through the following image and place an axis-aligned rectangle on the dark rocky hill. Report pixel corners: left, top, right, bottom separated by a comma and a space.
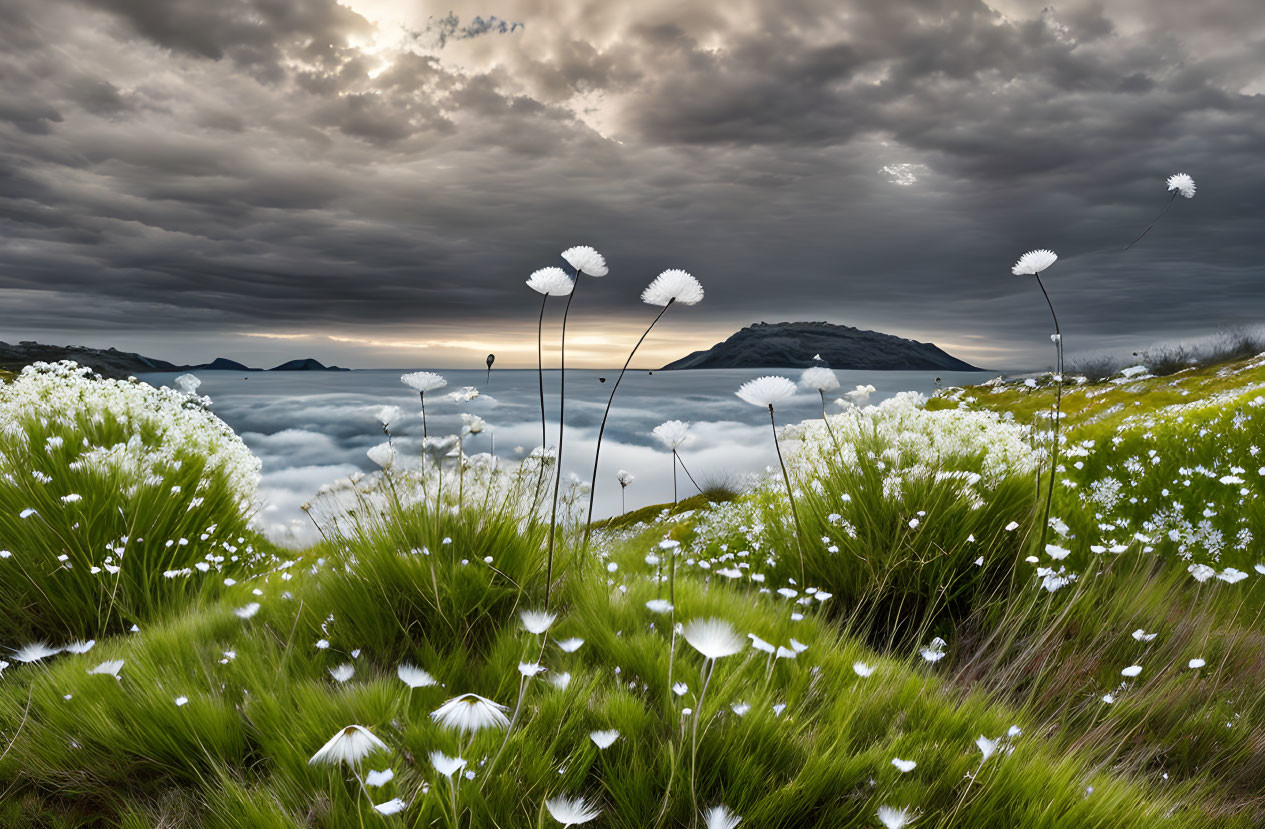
660, 322, 981, 371
0, 342, 348, 379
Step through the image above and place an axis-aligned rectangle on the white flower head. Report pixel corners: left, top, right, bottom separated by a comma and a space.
1121, 664, 1142, 677
63, 639, 96, 654
398, 663, 436, 689
652, 420, 691, 450
461, 413, 486, 435
561, 246, 608, 276
736, 376, 796, 407
308, 725, 388, 767
1011, 249, 1058, 276
681, 618, 745, 660
367, 442, 396, 470
878, 805, 915, 829
545, 794, 602, 826
401, 371, 447, 393
852, 661, 875, 678
617, 469, 634, 486
976, 735, 997, 761
589, 729, 620, 749
527, 267, 575, 296
330, 663, 355, 683
430, 693, 510, 735
521, 609, 557, 635
430, 751, 467, 777
13, 642, 61, 663
173, 373, 201, 396
366, 768, 394, 787
645, 599, 673, 614
642, 269, 703, 306
374, 798, 407, 816
1166, 173, 1196, 199
374, 405, 404, 428
234, 602, 261, 620
891, 757, 916, 773
1188, 658, 1206, 669
703, 804, 742, 829
800, 366, 840, 393
518, 662, 546, 678
87, 659, 124, 679
556, 638, 585, 653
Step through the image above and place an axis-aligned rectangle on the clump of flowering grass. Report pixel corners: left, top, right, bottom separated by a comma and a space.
0, 362, 261, 640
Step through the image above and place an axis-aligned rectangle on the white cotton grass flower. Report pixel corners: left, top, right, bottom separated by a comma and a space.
736, 376, 796, 407
703, 804, 742, 829
430, 693, 510, 734
617, 469, 634, 486
63, 639, 96, 654
367, 442, 396, 470
398, 663, 436, 689
365, 768, 394, 787
174, 695, 189, 706
556, 638, 585, 653
234, 602, 260, 620
642, 269, 703, 306
527, 267, 575, 296
518, 662, 546, 678
330, 663, 355, 683
1011, 249, 1058, 276
374, 798, 407, 816
645, 599, 673, 614
545, 793, 602, 826
853, 661, 875, 677
521, 609, 557, 635
589, 729, 620, 749
891, 757, 916, 773
401, 371, 447, 393
308, 725, 388, 767
800, 366, 840, 393
653, 420, 691, 450
1167, 173, 1196, 199
548, 672, 572, 691
1189, 658, 1206, 669
878, 805, 915, 829
13, 642, 62, 663
374, 405, 404, 428
560, 245, 608, 276
681, 618, 745, 660
976, 735, 998, 761
430, 751, 467, 777
87, 659, 124, 679
1121, 665, 1143, 677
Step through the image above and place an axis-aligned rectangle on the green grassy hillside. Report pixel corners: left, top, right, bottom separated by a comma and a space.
1, 354, 1262, 827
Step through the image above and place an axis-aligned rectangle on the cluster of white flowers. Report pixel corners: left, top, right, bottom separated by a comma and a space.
0, 362, 260, 514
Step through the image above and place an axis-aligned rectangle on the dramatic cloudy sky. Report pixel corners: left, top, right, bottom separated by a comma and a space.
1, 0, 1262, 370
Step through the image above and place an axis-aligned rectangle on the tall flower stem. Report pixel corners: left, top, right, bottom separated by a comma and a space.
1034, 273, 1063, 555
818, 390, 843, 455
676, 453, 704, 495
688, 658, 716, 827
418, 391, 429, 439
671, 449, 679, 504
545, 271, 582, 611
583, 301, 673, 544
769, 404, 807, 584
1123, 190, 1178, 252
535, 295, 548, 450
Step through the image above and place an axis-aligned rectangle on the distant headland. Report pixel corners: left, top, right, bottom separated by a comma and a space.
0, 341, 349, 380
660, 321, 982, 371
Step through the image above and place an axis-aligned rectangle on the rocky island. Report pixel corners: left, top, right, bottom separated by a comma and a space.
660, 321, 982, 371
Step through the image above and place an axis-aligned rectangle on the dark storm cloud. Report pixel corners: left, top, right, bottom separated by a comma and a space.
0, 0, 1262, 369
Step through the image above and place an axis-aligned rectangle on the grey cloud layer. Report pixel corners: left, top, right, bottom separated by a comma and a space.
1, 0, 1262, 368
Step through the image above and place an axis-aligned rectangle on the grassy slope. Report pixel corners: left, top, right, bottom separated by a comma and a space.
3, 357, 1263, 826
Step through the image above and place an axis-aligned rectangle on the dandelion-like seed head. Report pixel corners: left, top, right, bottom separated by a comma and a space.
545, 794, 602, 826
1166, 172, 1196, 199
527, 267, 575, 296
398, 663, 436, 689
652, 420, 691, 450
681, 617, 745, 660
1011, 249, 1058, 276
800, 366, 840, 393
12, 642, 61, 663
736, 376, 797, 408
617, 469, 634, 486
430, 693, 510, 735
173, 373, 201, 396
878, 805, 915, 829
374, 405, 403, 428
589, 729, 620, 749
308, 724, 388, 767
87, 659, 124, 678
520, 609, 557, 635
703, 804, 742, 829
429, 751, 467, 777
367, 442, 396, 470
641, 269, 703, 306
401, 371, 448, 393
561, 246, 609, 277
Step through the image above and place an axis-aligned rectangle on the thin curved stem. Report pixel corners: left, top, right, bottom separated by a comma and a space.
419, 391, 428, 440
671, 450, 679, 505
584, 301, 673, 543
769, 405, 807, 585
1034, 273, 1063, 556
819, 390, 843, 456
536, 295, 548, 450
544, 272, 582, 610
1123, 190, 1178, 252
676, 452, 704, 495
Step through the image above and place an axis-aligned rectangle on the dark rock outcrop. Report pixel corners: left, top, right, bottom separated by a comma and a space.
268, 358, 349, 371
0, 342, 349, 379
660, 322, 982, 371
